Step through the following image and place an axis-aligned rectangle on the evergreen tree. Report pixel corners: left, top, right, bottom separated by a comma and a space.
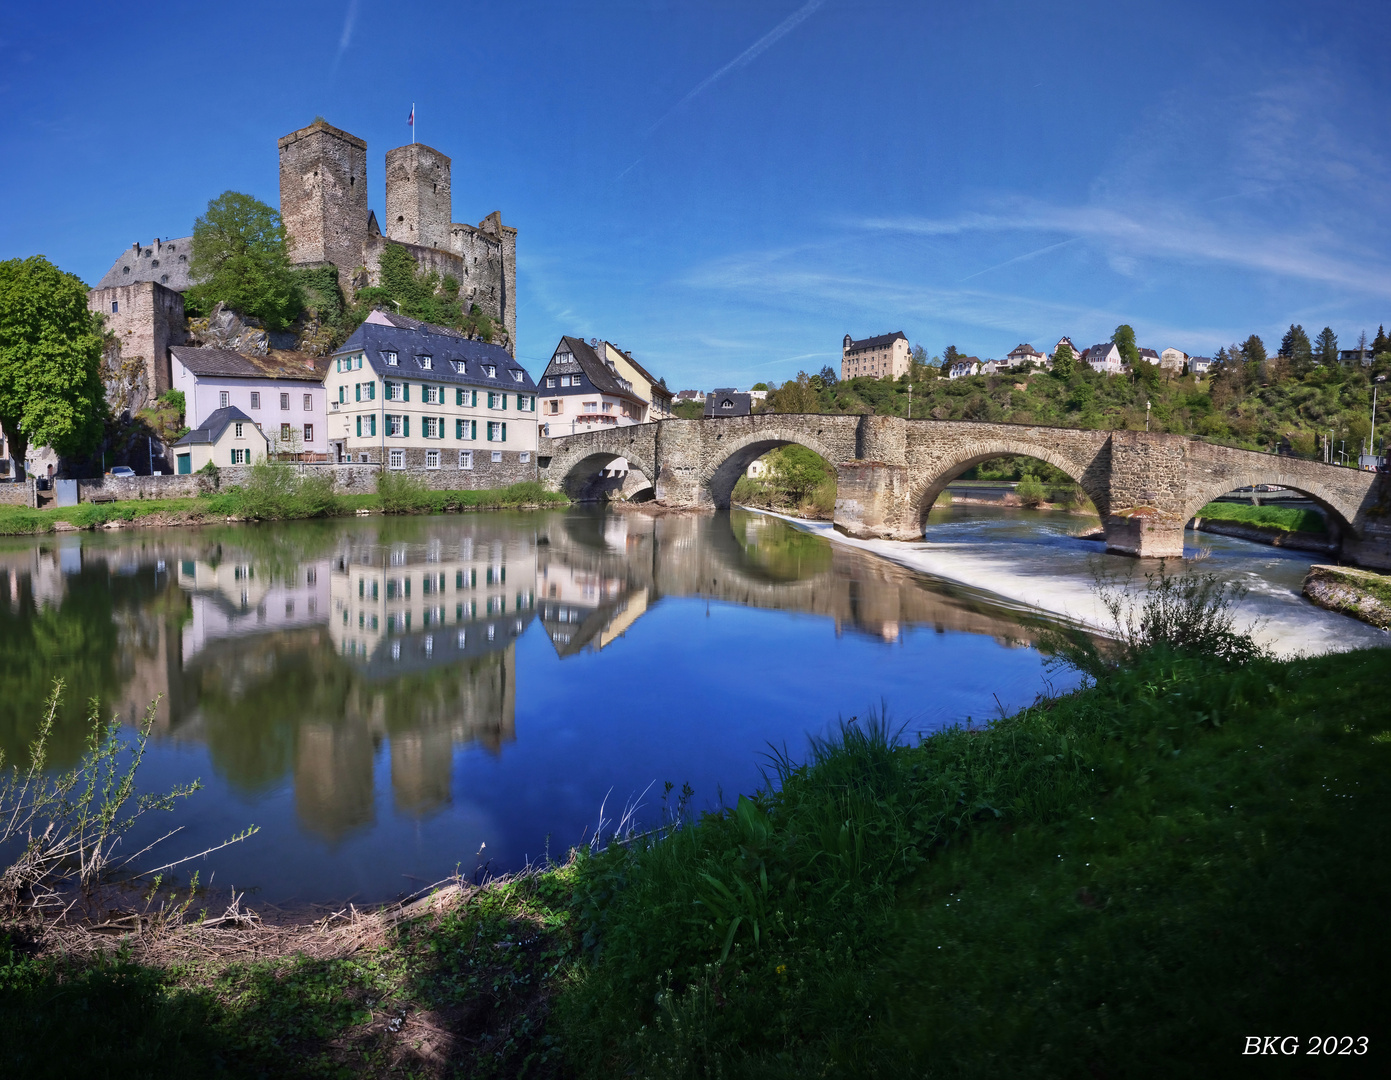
1372, 325, 1389, 356
1241, 334, 1267, 365
188, 191, 303, 330
941, 345, 960, 377
0, 256, 107, 474
818, 365, 839, 388
1279, 324, 1313, 374
1314, 326, 1339, 367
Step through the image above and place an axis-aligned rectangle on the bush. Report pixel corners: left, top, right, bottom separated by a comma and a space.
215, 462, 341, 520
376, 469, 430, 514
1015, 473, 1047, 507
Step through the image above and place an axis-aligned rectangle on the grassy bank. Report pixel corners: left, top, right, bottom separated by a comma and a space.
4, 589, 1389, 1076
1195, 499, 1327, 534
0, 475, 566, 537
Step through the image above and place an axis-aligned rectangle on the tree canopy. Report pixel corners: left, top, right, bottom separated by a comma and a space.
0, 256, 107, 471
1111, 324, 1140, 367
1052, 342, 1077, 378
188, 192, 304, 331
355, 242, 495, 341
1315, 326, 1339, 367
941, 345, 960, 376
1242, 334, 1267, 365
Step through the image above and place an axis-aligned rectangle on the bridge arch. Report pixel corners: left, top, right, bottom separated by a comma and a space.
1177, 468, 1359, 538
540, 429, 659, 503
705, 424, 847, 509
906, 437, 1107, 529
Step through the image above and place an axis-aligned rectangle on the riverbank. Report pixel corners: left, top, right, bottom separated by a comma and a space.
5, 638, 1389, 1077
1303, 563, 1391, 630
0, 480, 567, 537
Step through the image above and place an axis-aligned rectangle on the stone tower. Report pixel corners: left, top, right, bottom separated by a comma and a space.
278, 120, 368, 279
384, 143, 452, 251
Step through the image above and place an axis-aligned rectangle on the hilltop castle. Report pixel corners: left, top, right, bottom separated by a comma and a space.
87, 119, 518, 409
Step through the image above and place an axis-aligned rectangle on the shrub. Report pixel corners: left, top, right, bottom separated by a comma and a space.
216, 462, 341, 520
1015, 473, 1047, 507
376, 469, 430, 514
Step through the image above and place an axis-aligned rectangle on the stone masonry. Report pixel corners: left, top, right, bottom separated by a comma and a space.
539, 417, 1391, 569
278, 120, 370, 287
87, 280, 187, 407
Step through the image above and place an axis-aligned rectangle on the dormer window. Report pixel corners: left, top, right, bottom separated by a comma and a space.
419, 355, 433, 370
721, 399, 733, 409
385, 351, 398, 366
510, 370, 523, 382
452, 360, 466, 373
484, 364, 496, 378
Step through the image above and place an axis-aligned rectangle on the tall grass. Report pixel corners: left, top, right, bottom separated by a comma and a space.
1196, 499, 1327, 534
208, 462, 341, 520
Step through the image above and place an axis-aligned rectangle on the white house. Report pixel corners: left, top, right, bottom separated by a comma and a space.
1189, 356, 1215, 376
1082, 342, 1125, 375
1160, 347, 1187, 373
170, 347, 330, 459
171, 407, 271, 473
1005, 343, 1045, 368
1052, 336, 1080, 362
948, 359, 981, 379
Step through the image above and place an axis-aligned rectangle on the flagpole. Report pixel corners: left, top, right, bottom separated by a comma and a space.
412, 102, 415, 144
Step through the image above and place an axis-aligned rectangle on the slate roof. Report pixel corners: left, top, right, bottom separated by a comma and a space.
1084, 343, 1118, 360
173, 406, 261, 447
337, 318, 537, 393
1138, 348, 1160, 360
95, 236, 197, 291
1007, 343, 1043, 357
542, 337, 646, 406
170, 347, 329, 382
703, 389, 751, 417
845, 331, 908, 351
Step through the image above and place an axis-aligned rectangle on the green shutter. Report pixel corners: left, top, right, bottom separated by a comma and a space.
369, 415, 376, 436
456, 388, 463, 406
404, 416, 410, 437
404, 383, 410, 402
501, 422, 507, 441
356, 416, 361, 437
439, 416, 445, 439
355, 384, 361, 402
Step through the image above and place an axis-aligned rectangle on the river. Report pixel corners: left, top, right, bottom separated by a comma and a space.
0, 504, 1381, 904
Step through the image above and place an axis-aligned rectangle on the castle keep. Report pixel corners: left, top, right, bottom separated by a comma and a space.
88, 119, 520, 413
277, 119, 517, 355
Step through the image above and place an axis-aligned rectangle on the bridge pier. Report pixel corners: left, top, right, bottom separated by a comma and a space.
833, 462, 918, 541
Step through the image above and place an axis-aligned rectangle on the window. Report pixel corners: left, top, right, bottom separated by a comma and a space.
491, 450, 503, 463
520, 451, 531, 463
387, 414, 402, 437
219, 391, 230, 408
572, 374, 583, 385
234, 422, 244, 437
280, 392, 290, 410
546, 376, 556, 387
457, 387, 475, 407
583, 401, 598, 412
230, 448, 243, 464
111, 300, 119, 313
487, 421, 507, 441
423, 385, 439, 404
422, 417, 438, 438
385, 351, 398, 366
511, 370, 524, 382
602, 402, 614, 412
547, 399, 560, 414
386, 381, 400, 400
303, 393, 312, 410
389, 448, 405, 470
484, 364, 496, 378
426, 449, 440, 469
303, 424, 313, 442
459, 450, 474, 470
281, 423, 291, 441
420, 355, 433, 369
456, 418, 476, 440
251, 392, 261, 409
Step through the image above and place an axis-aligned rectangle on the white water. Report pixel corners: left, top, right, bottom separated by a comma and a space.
774, 505, 1388, 658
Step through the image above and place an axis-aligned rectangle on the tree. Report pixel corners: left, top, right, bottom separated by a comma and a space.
1314, 326, 1339, 367
0, 256, 107, 474
750, 383, 769, 391
767, 372, 821, 414
941, 345, 960, 377
1241, 334, 1267, 365
1373, 325, 1389, 356
1052, 342, 1076, 378
1111, 324, 1140, 368
817, 365, 839, 388
770, 445, 832, 502
188, 191, 303, 331
1279, 324, 1313, 375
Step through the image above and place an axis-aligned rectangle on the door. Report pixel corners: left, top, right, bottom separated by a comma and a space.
177, 453, 192, 475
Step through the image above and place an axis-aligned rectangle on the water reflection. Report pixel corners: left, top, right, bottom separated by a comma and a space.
0, 509, 1102, 899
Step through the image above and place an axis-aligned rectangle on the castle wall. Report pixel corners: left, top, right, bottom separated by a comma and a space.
87, 281, 186, 406
385, 144, 452, 251
278, 121, 368, 285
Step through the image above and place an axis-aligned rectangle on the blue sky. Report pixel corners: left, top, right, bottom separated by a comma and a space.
3, 1, 1389, 388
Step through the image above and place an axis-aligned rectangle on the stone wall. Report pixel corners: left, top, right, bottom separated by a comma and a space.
279, 120, 369, 287
78, 474, 203, 502
0, 482, 34, 507
88, 280, 186, 407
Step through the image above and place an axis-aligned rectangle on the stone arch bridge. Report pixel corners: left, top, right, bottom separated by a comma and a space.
538, 415, 1391, 567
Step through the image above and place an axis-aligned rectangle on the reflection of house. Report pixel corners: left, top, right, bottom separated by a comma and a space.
176, 556, 329, 659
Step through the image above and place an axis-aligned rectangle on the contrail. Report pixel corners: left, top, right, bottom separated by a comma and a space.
644, 0, 828, 137
960, 238, 1076, 282
331, 0, 360, 74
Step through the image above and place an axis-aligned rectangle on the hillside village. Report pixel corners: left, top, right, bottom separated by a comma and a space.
1, 117, 1388, 492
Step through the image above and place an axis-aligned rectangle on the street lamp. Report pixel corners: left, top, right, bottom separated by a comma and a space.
1146, 400, 1151, 432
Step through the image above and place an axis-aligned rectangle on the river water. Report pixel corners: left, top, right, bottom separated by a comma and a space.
0, 505, 1382, 904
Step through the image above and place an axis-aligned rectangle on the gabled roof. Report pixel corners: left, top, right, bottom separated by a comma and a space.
542, 337, 646, 406
1084, 343, 1118, 360
704, 389, 751, 417
604, 343, 673, 402
95, 236, 197, 291
171, 346, 329, 382
173, 406, 262, 447
1007, 343, 1043, 356
1138, 348, 1160, 359
337, 317, 536, 392
845, 331, 908, 351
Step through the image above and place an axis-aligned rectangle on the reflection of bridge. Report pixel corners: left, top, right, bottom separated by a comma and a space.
539, 416, 1391, 566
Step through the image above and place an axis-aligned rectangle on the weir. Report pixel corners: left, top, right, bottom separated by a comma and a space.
538, 416, 1391, 569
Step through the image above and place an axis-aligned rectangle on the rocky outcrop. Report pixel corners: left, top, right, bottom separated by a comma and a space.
1303, 564, 1391, 630
186, 302, 270, 355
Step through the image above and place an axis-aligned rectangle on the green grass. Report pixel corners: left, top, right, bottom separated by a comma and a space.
1195, 499, 1327, 534
4, 643, 1388, 1076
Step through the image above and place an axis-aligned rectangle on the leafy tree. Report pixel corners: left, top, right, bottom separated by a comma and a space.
941, 345, 960, 377
1052, 342, 1076, 379
0, 256, 107, 473
1111, 324, 1140, 368
1314, 326, 1339, 367
1242, 335, 1267, 365
768, 372, 821, 414
188, 191, 303, 330
750, 382, 769, 392
770, 444, 833, 502
818, 365, 839, 388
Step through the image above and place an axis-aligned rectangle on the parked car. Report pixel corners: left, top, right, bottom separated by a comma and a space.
107, 466, 136, 477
